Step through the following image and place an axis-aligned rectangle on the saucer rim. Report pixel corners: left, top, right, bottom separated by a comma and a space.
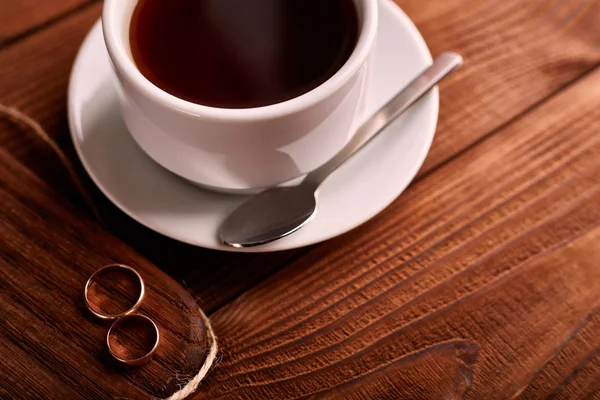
68, 0, 438, 253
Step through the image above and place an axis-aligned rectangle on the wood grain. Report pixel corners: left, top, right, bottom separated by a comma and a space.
516, 310, 600, 398
192, 66, 600, 398
0, 3, 102, 203
398, 0, 600, 173
2, 0, 600, 317
1, 0, 600, 398
312, 340, 480, 399
0, 0, 93, 45
0, 149, 210, 399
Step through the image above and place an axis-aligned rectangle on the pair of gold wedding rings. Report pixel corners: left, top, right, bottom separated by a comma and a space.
84, 264, 159, 367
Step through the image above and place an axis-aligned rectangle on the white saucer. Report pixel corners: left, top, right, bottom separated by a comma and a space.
68, 0, 438, 253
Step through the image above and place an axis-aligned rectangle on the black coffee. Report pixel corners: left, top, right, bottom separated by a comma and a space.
130, 0, 359, 109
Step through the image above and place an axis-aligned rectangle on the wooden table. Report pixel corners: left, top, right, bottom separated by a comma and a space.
2, 0, 600, 398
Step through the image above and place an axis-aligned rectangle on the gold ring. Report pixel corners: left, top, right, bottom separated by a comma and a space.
106, 314, 160, 367
84, 264, 145, 321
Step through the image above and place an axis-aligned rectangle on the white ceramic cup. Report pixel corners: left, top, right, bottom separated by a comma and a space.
102, 0, 378, 193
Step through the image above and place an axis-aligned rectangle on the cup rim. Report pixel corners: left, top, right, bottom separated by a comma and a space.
102, 0, 378, 122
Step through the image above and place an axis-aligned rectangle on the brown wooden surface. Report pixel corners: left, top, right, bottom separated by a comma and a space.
0, 0, 93, 44
0, 150, 209, 399
1, 0, 600, 398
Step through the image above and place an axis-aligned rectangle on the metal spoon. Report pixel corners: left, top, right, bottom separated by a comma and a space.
220, 52, 463, 248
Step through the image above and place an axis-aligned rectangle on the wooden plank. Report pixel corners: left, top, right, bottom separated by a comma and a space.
312, 340, 479, 399
191, 66, 600, 398
0, 3, 102, 200
0, 0, 598, 397
397, 0, 600, 173
0, 0, 92, 44
0, 149, 211, 399
515, 311, 600, 398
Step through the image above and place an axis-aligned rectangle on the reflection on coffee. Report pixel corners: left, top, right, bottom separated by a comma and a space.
130, 0, 359, 109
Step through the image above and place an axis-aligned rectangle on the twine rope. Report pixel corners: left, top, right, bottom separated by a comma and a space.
0, 105, 217, 400
162, 306, 218, 400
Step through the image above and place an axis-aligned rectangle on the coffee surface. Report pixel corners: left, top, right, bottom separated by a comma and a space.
130, 0, 359, 109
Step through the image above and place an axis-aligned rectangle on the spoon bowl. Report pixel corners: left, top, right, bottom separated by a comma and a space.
220, 185, 318, 248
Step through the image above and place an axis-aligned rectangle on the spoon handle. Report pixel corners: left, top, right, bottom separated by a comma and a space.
304, 51, 463, 187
